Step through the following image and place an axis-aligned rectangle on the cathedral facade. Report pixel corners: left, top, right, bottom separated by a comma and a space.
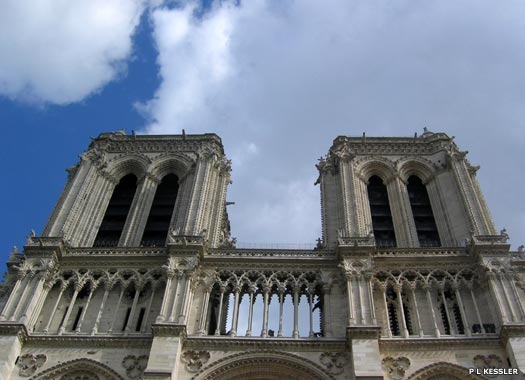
0, 130, 523, 380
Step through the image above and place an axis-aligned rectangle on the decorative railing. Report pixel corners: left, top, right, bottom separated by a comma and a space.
208, 248, 335, 258
374, 247, 467, 256
65, 247, 167, 256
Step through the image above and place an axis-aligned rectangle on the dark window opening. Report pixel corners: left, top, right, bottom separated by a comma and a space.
141, 174, 179, 247
136, 308, 146, 331
94, 174, 138, 247
72, 307, 83, 331
386, 286, 400, 336
368, 176, 396, 247
439, 302, 451, 335
402, 296, 413, 335
407, 176, 441, 247
122, 308, 132, 331
59, 306, 69, 327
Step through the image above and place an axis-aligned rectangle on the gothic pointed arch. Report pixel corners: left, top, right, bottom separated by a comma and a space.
106, 154, 149, 181
191, 351, 336, 380
355, 156, 396, 183
397, 157, 436, 184
406, 362, 485, 380
149, 152, 195, 180
30, 358, 124, 380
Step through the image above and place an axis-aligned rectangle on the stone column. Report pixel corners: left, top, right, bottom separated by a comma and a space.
92, 284, 112, 335
214, 286, 226, 336
386, 175, 418, 247
58, 283, 82, 335
246, 289, 255, 337
449, 154, 496, 235
380, 284, 392, 338
424, 283, 440, 337
75, 285, 96, 333
0, 272, 26, 320
230, 287, 241, 337
44, 282, 68, 333
120, 174, 160, 247
198, 286, 212, 335
261, 286, 270, 337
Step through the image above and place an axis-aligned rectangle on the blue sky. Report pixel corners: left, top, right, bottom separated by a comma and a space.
1, 0, 524, 270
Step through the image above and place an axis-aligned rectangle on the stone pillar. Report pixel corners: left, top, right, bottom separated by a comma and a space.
425, 177, 455, 246
43, 156, 93, 237
449, 154, 496, 235
347, 327, 383, 380
144, 327, 185, 380
386, 175, 418, 247
79, 173, 118, 247
0, 333, 24, 380
120, 174, 160, 247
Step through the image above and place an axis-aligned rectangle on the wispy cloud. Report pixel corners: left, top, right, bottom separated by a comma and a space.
140, 0, 525, 246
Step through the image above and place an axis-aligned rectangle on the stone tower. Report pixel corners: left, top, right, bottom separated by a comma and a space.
0, 129, 523, 380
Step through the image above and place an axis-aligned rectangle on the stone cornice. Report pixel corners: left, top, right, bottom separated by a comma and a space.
499, 324, 525, 343
379, 336, 501, 350
59, 256, 167, 269
65, 247, 167, 256
25, 335, 152, 348
208, 248, 335, 258
374, 247, 468, 257
151, 324, 187, 338
346, 326, 382, 340
91, 133, 224, 155
201, 261, 338, 271
184, 336, 346, 351
0, 323, 28, 344
330, 133, 454, 157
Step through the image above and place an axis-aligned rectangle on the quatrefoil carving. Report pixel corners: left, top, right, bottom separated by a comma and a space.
122, 355, 148, 379
382, 356, 410, 380
17, 354, 47, 377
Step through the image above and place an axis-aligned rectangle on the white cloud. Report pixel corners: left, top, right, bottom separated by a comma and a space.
0, 0, 146, 104
142, 0, 525, 246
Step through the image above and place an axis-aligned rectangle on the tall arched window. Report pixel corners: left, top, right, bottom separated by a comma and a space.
367, 175, 397, 247
140, 173, 179, 246
407, 176, 441, 247
93, 174, 137, 247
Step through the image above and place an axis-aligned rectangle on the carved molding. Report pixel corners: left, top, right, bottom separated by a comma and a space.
190, 350, 336, 380
29, 358, 124, 380
26, 335, 152, 349
151, 324, 187, 338
184, 336, 346, 351
346, 326, 382, 339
